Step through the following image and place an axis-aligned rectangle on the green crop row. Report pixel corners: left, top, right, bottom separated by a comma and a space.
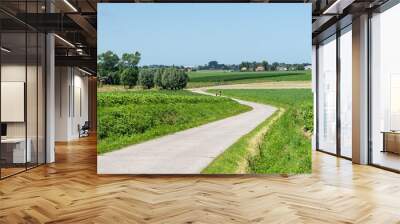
97, 90, 232, 107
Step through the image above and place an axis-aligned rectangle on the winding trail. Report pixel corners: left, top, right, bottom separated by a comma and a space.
98, 89, 276, 174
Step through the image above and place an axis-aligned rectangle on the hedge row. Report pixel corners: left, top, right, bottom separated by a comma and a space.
120, 67, 189, 90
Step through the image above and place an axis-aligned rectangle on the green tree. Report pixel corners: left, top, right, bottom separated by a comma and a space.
154, 68, 164, 88
251, 61, 257, 71
239, 61, 251, 71
176, 70, 189, 89
161, 68, 188, 90
120, 52, 141, 69
271, 62, 279, 71
109, 71, 121, 85
296, 64, 305, 70
98, 51, 120, 84
121, 67, 139, 88
208, 61, 219, 69
261, 60, 269, 71
161, 68, 173, 89
138, 69, 155, 89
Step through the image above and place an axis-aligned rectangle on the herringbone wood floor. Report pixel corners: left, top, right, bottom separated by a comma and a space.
1, 135, 400, 223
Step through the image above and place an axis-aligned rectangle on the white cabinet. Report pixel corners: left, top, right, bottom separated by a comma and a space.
1, 138, 32, 163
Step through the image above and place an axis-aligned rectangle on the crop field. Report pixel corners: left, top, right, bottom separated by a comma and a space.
187, 70, 311, 88
97, 90, 251, 154
203, 89, 313, 174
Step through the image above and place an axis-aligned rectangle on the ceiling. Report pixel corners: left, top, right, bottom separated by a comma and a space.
0, 0, 98, 74
1, 0, 394, 74
311, 0, 391, 43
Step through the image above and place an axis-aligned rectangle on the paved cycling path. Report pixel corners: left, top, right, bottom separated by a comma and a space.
98, 89, 276, 174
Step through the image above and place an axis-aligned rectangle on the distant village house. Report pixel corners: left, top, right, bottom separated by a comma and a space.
277, 66, 288, 71
255, 66, 265, 72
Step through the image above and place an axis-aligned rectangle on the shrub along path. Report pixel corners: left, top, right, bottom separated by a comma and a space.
97, 90, 276, 174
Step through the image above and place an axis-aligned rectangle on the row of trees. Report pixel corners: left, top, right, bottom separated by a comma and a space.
197, 61, 239, 71
98, 50, 310, 87
98, 50, 141, 85
106, 66, 189, 90
196, 60, 309, 71
98, 51, 189, 89
138, 68, 189, 90
239, 61, 307, 71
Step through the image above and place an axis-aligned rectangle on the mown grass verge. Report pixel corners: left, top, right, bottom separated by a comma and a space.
204, 89, 313, 174
202, 109, 281, 174
97, 90, 251, 154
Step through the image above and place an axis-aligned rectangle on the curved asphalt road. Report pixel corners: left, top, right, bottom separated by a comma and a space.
97, 89, 276, 174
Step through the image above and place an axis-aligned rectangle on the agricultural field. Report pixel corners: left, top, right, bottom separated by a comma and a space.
187, 70, 311, 88
97, 90, 251, 154
203, 89, 313, 174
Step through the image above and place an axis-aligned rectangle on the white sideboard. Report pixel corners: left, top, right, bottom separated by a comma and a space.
1, 138, 32, 163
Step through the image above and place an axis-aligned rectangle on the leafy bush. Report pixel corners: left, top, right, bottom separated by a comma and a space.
298, 102, 313, 132
138, 69, 155, 89
130, 68, 190, 90
160, 68, 188, 90
154, 68, 164, 88
121, 67, 138, 88
100, 71, 121, 85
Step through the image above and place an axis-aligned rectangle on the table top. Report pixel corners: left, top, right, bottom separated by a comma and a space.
381, 131, 400, 134
1, 138, 30, 143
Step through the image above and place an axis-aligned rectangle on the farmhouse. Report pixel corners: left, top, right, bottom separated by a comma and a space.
277, 66, 288, 71
255, 65, 265, 72
184, 67, 194, 72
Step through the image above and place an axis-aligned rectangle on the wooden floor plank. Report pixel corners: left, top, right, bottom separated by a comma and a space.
1, 135, 400, 223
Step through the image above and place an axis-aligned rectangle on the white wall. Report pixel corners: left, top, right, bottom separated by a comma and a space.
1, 65, 41, 138
1, 82, 25, 122
1, 62, 46, 164
55, 66, 70, 141
1, 65, 26, 141
55, 67, 89, 141
71, 72, 89, 138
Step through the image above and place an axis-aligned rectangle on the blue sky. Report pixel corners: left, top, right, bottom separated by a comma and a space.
98, 4, 311, 66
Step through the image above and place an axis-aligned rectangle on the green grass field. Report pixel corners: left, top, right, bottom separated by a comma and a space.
187, 70, 311, 88
97, 90, 251, 154
203, 89, 313, 174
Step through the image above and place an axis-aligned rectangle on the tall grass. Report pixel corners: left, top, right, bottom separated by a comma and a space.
205, 89, 312, 174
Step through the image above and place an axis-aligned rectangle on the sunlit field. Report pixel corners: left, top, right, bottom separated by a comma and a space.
187, 70, 311, 88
